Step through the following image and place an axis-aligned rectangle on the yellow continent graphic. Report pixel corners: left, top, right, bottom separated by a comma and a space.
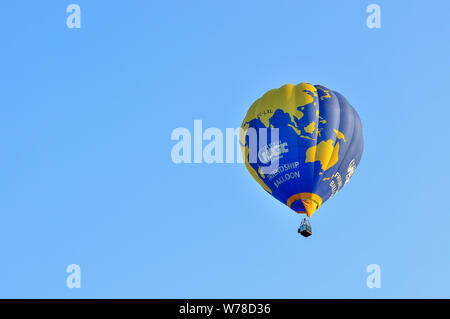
242, 83, 317, 129
304, 129, 346, 172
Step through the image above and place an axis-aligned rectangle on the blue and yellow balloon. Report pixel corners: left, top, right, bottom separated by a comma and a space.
240, 83, 363, 235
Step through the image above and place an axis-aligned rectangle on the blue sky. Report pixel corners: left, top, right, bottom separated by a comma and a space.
1, 0, 449, 298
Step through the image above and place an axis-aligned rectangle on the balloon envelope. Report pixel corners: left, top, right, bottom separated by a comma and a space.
240, 83, 363, 217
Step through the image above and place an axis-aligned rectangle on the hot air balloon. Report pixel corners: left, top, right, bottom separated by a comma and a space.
240, 83, 363, 237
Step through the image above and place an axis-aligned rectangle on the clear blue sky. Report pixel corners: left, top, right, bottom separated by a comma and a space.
1, 0, 449, 298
